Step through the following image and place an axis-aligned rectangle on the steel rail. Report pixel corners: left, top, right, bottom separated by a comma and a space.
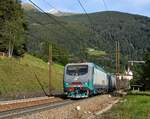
0, 99, 73, 119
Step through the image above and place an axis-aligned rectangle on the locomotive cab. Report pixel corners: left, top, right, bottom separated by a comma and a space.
64, 63, 93, 98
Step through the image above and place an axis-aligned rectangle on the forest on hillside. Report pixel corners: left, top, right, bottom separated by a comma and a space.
24, 7, 150, 71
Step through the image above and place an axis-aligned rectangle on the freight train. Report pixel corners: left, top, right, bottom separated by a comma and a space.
63, 63, 116, 98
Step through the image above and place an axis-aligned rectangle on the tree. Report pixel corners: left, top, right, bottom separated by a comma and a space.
0, 0, 26, 57
132, 49, 150, 90
141, 49, 150, 89
40, 41, 69, 65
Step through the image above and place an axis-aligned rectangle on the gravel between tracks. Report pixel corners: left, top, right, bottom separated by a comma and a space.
16, 95, 119, 119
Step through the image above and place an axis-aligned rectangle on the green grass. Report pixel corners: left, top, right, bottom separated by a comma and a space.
0, 54, 64, 97
97, 94, 150, 119
87, 48, 106, 57
128, 91, 150, 96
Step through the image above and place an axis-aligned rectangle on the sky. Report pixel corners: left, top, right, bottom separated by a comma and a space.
22, 0, 150, 17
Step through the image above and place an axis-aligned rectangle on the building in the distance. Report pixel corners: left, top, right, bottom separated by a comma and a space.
122, 67, 133, 80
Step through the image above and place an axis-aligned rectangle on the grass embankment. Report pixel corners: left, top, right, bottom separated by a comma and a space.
98, 93, 150, 119
0, 54, 64, 98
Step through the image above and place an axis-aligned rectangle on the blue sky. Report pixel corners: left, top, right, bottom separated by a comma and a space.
22, 0, 150, 17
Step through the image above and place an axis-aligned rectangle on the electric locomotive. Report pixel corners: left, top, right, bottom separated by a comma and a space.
63, 63, 116, 98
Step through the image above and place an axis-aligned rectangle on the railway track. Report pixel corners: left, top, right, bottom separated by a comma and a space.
0, 96, 101, 119
0, 92, 122, 119
0, 95, 103, 119
0, 99, 73, 119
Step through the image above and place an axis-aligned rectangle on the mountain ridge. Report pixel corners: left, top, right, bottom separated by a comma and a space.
24, 8, 150, 71
46, 9, 78, 16
22, 3, 78, 16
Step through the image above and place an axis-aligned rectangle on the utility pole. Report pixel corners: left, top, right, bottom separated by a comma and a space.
116, 41, 120, 75
116, 41, 120, 89
48, 44, 52, 96
118, 41, 120, 75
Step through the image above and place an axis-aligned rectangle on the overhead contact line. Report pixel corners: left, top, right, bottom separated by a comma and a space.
28, 0, 84, 42
76, 0, 99, 36
102, 0, 108, 11
43, 0, 58, 11
77, 0, 94, 28
28, 0, 87, 58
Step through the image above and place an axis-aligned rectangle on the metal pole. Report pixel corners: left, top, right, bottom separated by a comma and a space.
49, 44, 52, 96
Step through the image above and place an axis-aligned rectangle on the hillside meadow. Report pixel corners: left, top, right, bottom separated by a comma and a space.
0, 54, 64, 99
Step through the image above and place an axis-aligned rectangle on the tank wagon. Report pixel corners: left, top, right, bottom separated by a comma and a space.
63, 63, 116, 98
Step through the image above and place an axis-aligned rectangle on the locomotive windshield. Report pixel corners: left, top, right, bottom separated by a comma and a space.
66, 65, 88, 76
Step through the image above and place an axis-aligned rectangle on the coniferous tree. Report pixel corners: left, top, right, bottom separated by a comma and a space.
133, 49, 150, 90
0, 0, 26, 57
142, 49, 150, 89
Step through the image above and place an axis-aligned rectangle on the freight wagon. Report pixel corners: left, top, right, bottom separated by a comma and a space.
63, 63, 116, 98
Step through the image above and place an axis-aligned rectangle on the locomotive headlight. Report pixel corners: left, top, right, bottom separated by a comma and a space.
84, 82, 88, 85
65, 82, 69, 85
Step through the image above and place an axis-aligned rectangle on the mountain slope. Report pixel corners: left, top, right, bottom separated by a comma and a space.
23, 6, 150, 71
22, 3, 37, 12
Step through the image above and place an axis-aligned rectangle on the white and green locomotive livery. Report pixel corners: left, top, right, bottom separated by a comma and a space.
63, 63, 116, 98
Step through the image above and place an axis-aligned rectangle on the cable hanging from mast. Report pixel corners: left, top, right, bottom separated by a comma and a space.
28, 0, 85, 42
76, 0, 100, 37
26, 15, 68, 43
77, 0, 93, 27
43, 0, 58, 10
102, 0, 108, 11
28, 0, 87, 59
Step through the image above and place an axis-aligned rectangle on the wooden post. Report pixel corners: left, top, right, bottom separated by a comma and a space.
48, 44, 52, 96
118, 41, 120, 75
116, 41, 120, 90
116, 41, 118, 75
